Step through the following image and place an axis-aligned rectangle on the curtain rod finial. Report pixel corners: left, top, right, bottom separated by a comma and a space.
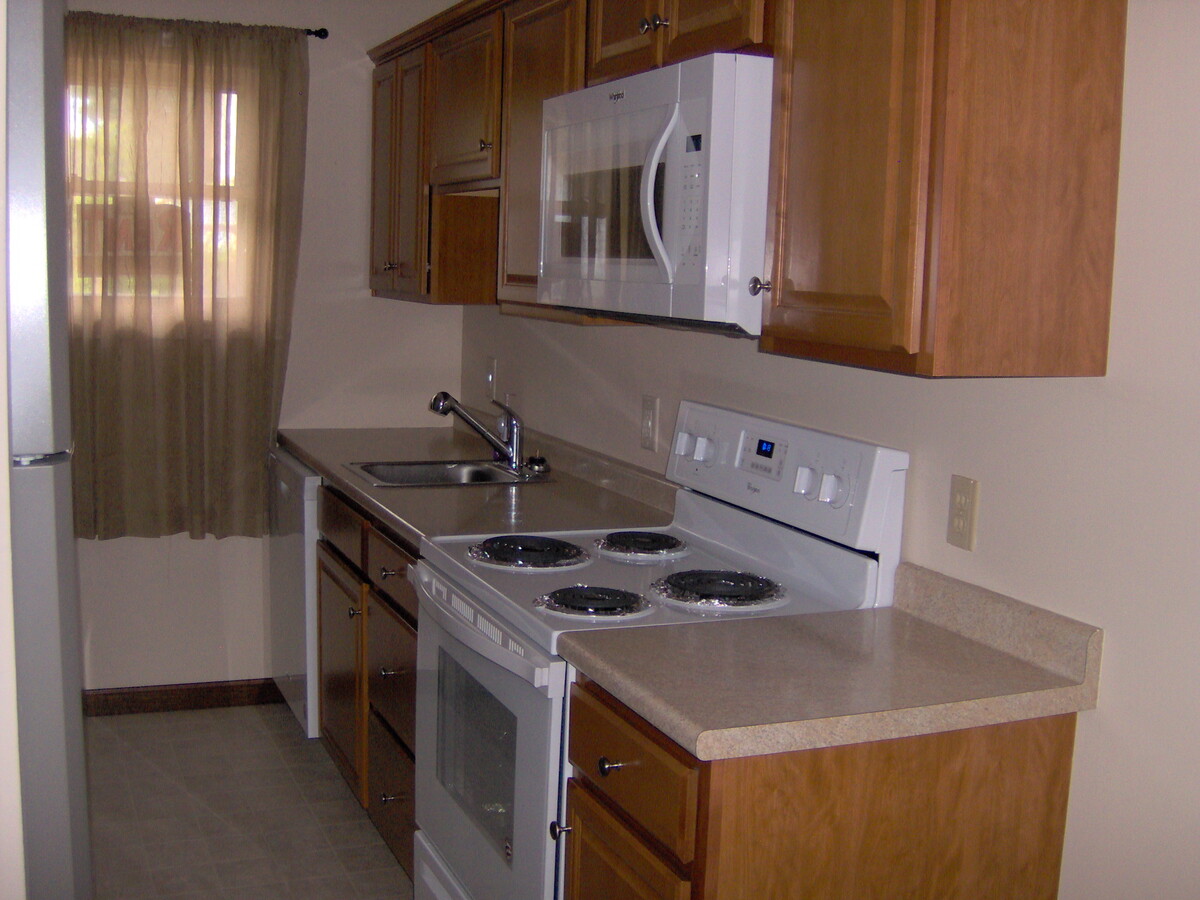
305, 27, 329, 39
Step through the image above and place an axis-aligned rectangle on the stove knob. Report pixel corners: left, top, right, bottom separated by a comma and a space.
692, 436, 715, 465
818, 472, 849, 508
794, 465, 819, 499
673, 431, 697, 457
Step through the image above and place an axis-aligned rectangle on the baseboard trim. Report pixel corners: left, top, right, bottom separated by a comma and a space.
83, 678, 286, 717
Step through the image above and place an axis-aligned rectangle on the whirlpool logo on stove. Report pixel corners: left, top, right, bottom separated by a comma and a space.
746, 482, 761, 494
608, 90, 625, 102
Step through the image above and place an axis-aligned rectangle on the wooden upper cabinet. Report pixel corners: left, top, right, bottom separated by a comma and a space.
498, 0, 586, 301
428, 12, 504, 185
587, 0, 766, 84
370, 47, 430, 297
760, 0, 1127, 376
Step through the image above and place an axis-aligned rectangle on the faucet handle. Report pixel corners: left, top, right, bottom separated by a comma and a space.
490, 397, 520, 420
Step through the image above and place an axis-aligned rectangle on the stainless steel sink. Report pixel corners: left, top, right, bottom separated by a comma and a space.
344, 460, 547, 487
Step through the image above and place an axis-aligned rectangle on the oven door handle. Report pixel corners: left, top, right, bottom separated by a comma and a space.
414, 574, 563, 696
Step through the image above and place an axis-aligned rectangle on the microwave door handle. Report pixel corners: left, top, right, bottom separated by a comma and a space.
640, 104, 678, 282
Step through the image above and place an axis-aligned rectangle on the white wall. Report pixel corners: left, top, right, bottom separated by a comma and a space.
69, 0, 463, 688
459, 1, 1200, 895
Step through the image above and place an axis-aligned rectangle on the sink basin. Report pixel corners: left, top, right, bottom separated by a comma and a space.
344, 460, 546, 487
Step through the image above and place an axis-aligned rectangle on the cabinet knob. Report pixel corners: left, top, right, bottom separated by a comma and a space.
638, 16, 653, 33
549, 820, 572, 841
380, 793, 400, 804
478, 139, 494, 152
382, 262, 399, 272
597, 756, 625, 777
378, 666, 405, 678
650, 13, 670, 29
748, 276, 773, 296
347, 607, 362, 619
379, 566, 398, 581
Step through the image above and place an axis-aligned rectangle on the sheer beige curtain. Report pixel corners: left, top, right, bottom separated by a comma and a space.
65, 13, 308, 538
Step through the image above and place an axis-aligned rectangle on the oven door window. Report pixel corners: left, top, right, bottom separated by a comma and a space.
436, 648, 517, 863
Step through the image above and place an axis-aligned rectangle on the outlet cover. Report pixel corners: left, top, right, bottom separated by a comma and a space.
640, 395, 659, 451
947, 475, 979, 551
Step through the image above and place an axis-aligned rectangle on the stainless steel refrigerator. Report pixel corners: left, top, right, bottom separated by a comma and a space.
7, 0, 93, 895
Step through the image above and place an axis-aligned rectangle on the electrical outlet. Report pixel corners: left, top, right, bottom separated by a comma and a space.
947, 475, 979, 551
640, 395, 659, 451
485, 357, 497, 401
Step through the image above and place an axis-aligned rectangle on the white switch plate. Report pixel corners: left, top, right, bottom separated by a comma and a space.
947, 475, 979, 551
640, 395, 659, 451
485, 357, 497, 401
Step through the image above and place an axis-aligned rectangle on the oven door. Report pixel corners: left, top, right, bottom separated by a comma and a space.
414, 570, 568, 900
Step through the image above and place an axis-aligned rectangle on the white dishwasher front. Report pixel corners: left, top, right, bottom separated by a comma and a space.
267, 446, 321, 738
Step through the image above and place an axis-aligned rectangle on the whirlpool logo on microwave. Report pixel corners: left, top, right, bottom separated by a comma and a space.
608, 90, 625, 102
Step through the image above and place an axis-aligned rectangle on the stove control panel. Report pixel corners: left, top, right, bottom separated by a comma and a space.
667, 401, 908, 554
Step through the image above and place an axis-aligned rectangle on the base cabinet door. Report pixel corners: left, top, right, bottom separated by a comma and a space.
317, 543, 366, 804
563, 780, 690, 900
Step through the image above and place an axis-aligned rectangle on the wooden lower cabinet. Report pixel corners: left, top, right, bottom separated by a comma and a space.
317, 542, 367, 805
565, 681, 1077, 899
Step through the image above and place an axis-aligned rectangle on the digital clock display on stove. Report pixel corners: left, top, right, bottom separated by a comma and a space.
756, 439, 776, 458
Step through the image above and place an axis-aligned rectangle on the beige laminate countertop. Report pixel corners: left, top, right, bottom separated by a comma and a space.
280, 426, 1101, 762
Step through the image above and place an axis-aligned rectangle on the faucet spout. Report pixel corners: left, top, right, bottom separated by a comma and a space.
429, 391, 525, 473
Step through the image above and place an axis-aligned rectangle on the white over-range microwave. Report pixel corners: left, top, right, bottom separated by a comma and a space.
538, 53, 774, 335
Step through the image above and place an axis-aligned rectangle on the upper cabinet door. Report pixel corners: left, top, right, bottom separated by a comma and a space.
761, 0, 1125, 376
429, 12, 504, 185
761, 0, 933, 363
498, 0, 586, 301
588, 0, 767, 84
370, 47, 430, 297
660, 0, 766, 66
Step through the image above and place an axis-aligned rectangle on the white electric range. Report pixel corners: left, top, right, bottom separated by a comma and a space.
410, 401, 909, 900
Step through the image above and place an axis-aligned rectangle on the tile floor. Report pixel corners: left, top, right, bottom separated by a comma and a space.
85, 703, 414, 899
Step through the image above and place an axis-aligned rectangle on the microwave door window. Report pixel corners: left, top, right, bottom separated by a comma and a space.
543, 105, 674, 288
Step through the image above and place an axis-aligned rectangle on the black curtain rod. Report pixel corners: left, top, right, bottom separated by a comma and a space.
305, 28, 329, 39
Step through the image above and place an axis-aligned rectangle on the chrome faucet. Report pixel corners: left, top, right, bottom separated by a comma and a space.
430, 391, 525, 474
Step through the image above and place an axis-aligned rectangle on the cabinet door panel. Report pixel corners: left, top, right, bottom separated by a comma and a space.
564, 780, 690, 900
370, 48, 430, 296
660, 0, 765, 65
318, 543, 366, 805
429, 13, 503, 185
587, 0, 660, 84
499, 0, 586, 300
762, 0, 933, 357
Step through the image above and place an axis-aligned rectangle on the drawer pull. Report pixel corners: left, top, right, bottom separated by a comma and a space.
549, 820, 572, 841
347, 607, 362, 619
597, 756, 625, 777
378, 667, 406, 678
379, 566, 399, 581
380, 793, 400, 804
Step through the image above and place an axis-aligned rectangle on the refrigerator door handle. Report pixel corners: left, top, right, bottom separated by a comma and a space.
12, 448, 73, 467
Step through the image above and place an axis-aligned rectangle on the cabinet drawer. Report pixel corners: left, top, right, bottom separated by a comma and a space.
564, 779, 690, 900
367, 591, 418, 751
367, 712, 416, 877
365, 526, 419, 620
568, 683, 700, 863
319, 487, 366, 567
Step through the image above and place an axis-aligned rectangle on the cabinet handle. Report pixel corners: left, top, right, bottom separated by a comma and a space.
748, 276, 773, 296
380, 793, 400, 804
478, 139, 493, 152
650, 12, 670, 29
382, 262, 399, 271
347, 607, 362, 619
638, 16, 653, 33
549, 820, 572, 841
597, 756, 624, 777
379, 566, 398, 581
378, 667, 405, 678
